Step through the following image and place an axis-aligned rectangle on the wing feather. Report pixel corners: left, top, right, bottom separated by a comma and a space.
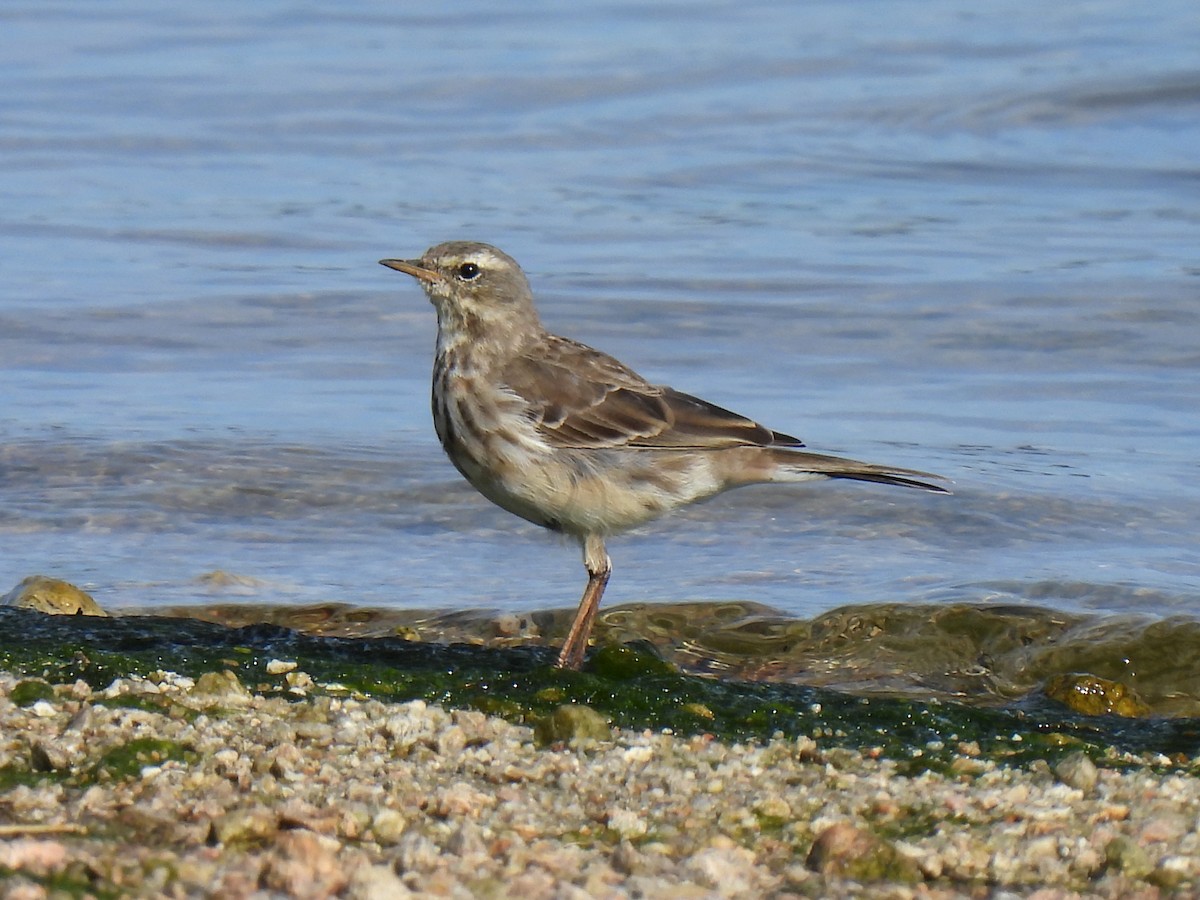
499, 336, 803, 451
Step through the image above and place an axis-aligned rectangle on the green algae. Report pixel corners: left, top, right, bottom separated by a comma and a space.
588, 643, 676, 680
148, 599, 1200, 716
9, 678, 57, 706
94, 691, 198, 722
0, 738, 196, 793
90, 738, 196, 781
0, 763, 54, 791
0, 864, 121, 900
2, 608, 1199, 769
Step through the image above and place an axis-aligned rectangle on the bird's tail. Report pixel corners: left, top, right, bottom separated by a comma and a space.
768, 449, 950, 493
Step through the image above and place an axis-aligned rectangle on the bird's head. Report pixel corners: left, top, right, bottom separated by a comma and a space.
380, 241, 542, 346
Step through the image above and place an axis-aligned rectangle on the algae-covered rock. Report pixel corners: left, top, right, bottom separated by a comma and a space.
587, 643, 675, 680
1043, 672, 1150, 718
534, 704, 611, 745
1104, 835, 1152, 878
90, 738, 194, 780
191, 670, 252, 705
806, 822, 920, 882
2, 575, 107, 616
10, 679, 57, 706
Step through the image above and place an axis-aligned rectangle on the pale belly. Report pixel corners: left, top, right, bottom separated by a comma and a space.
448, 439, 726, 538
434, 370, 732, 537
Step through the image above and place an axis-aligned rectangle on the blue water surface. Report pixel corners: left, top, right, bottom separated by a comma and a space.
1, 0, 1196, 621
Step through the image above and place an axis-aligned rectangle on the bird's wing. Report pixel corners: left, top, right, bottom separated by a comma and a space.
500, 336, 803, 450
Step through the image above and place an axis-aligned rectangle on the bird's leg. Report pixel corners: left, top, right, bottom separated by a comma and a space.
555, 534, 611, 670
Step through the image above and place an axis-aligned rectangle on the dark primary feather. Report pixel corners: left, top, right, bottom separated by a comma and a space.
500, 335, 804, 451
837, 471, 948, 491
768, 449, 950, 493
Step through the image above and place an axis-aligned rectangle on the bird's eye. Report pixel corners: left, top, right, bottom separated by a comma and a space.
456, 262, 481, 281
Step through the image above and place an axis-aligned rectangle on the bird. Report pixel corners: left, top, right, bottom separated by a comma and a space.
380, 241, 947, 670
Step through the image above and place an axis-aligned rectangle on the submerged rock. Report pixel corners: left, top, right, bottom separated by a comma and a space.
2, 576, 107, 616
1043, 672, 1151, 718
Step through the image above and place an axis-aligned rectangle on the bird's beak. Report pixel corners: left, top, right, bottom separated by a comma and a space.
379, 258, 445, 284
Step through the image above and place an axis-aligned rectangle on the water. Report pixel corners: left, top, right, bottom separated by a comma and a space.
2, 3, 1197, 653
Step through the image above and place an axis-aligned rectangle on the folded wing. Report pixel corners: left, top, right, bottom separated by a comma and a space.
501, 336, 803, 451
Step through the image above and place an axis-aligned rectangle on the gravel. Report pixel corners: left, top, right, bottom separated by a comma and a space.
1, 668, 1198, 898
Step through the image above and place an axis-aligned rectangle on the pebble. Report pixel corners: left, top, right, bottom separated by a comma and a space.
1053, 750, 1100, 792
1, 669, 1199, 898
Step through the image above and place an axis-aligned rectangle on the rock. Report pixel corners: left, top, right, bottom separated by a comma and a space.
534, 704, 611, 745
1149, 855, 1190, 890
346, 863, 412, 899
211, 809, 278, 846
446, 821, 487, 860
435, 724, 467, 757
1104, 835, 1152, 878
427, 781, 494, 819
196, 570, 266, 591
260, 830, 348, 899
29, 741, 65, 773
396, 832, 442, 873
611, 840, 646, 876
9, 680, 57, 707
1138, 811, 1189, 844
371, 809, 408, 845
685, 842, 759, 895
753, 795, 792, 824
0, 839, 69, 876
1053, 751, 1099, 792
191, 670, 252, 704
806, 822, 920, 883
2, 576, 106, 616
1042, 673, 1150, 717
492, 612, 538, 639
606, 807, 648, 840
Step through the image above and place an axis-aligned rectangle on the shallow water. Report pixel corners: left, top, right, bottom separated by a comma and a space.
1, 2, 1197, 669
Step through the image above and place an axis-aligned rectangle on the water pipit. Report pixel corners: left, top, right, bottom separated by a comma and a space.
380, 241, 947, 670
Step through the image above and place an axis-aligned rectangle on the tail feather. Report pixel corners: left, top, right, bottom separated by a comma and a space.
770, 449, 950, 494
